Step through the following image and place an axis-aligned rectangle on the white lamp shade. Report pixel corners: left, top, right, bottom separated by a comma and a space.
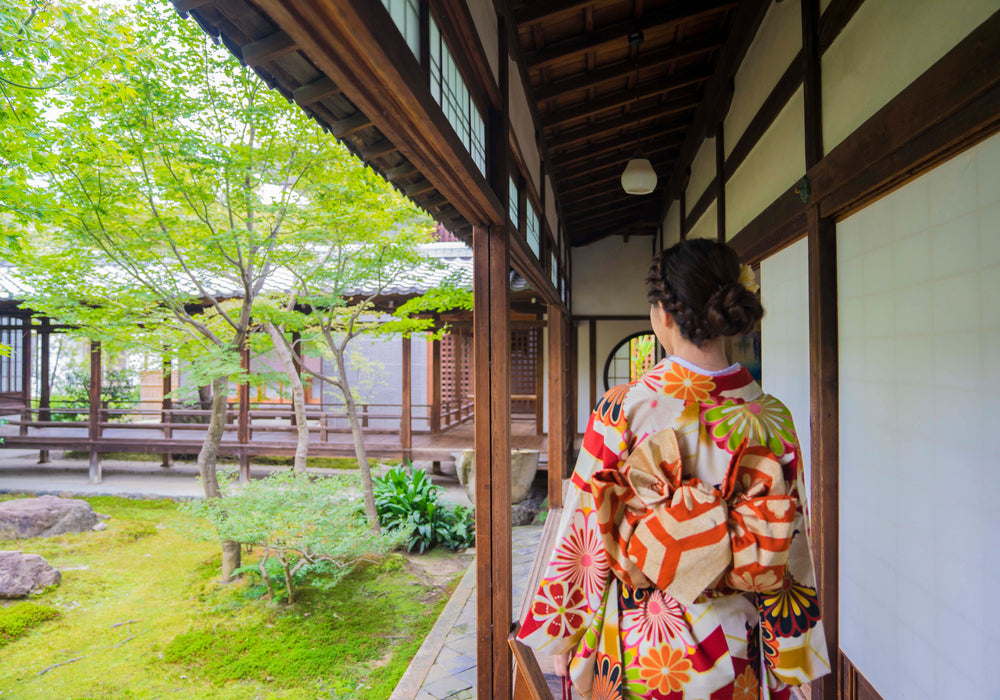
621, 157, 657, 195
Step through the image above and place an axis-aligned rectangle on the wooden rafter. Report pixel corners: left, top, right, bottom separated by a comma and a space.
242, 30, 296, 66
549, 111, 689, 152
553, 143, 679, 181
535, 33, 724, 103
515, 0, 597, 27
524, 0, 737, 70
542, 77, 706, 130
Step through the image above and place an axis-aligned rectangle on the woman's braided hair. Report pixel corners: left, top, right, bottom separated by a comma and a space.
645, 239, 763, 346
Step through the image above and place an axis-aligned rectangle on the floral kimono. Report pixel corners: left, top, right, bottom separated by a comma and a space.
517, 358, 830, 699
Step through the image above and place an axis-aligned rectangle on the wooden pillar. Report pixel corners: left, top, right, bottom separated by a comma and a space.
473, 225, 511, 700
452, 330, 464, 428
400, 335, 412, 461
547, 305, 566, 509
161, 353, 173, 468
588, 319, 597, 410
38, 319, 50, 463
88, 340, 102, 484
238, 341, 251, 482
808, 212, 839, 700
534, 327, 543, 436
19, 316, 31, 437
428, 337, 441, 434
715, 122, 726, 242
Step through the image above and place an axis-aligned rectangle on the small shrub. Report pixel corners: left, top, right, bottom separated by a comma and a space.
180, 471, 401, 603
373, 464, 475, 553
0, 602, 60, 648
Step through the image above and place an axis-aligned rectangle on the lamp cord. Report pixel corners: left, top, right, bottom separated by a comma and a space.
634, 52, 641, 151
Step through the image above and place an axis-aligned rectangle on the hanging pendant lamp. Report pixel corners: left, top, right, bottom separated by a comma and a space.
621, 31, 657, 195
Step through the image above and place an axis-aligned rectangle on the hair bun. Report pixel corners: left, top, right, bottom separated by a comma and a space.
704, 282, 763, 337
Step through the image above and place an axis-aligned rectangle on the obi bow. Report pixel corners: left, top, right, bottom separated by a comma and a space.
591, 428, 796, 605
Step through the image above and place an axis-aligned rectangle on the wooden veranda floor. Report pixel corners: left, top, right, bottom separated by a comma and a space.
0, 415, 548, 465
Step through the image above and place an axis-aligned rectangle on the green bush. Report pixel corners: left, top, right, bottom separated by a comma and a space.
374, 464, 475, 553
180, 471, 401, 603
0, 602, 60, 648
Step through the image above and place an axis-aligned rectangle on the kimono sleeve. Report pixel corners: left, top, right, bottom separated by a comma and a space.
756, 442, 832, 687
516, 402, 626, 654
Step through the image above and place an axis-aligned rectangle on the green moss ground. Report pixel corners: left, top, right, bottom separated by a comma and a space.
0, 496, 459, 699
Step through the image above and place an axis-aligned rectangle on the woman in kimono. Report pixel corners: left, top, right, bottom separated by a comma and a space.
517, 239, 830, 699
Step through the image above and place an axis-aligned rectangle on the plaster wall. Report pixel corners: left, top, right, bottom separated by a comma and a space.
760, 237, 811, 495
574, 318, 652, 431
686, 201, 717, 241
724, 0, 801, 157
822, 0, 998, 153
662, 200, 681, 249
546, 174, 559, 236
466, 0, 498, 81
837, 132, 1000, 699
571, 236, 651, 316
687, 137, 716, 205
725, 87, 804, 239
509, 56, 541, 195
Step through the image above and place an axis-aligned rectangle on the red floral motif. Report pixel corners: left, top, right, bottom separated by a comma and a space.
549, 509, 609, 609
530, 581, 587, 638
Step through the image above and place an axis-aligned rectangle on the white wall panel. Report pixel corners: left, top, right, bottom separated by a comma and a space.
662, 201, 681, 249
837, 132, 1000, 699
466, 0, 498, 81
509, 56, 541, 195
687, 137, 716, 206
822, 0, 997, 153
724, 0, 801, 156
571, 236, 651, 315
725, 88, 805, 238
760, 237, 811, 495
686, 201, 717, 241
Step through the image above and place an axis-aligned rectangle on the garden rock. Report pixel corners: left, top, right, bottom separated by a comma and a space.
92, 522, 108, 532
0, 496, 99, 539
0, 551, 61, 598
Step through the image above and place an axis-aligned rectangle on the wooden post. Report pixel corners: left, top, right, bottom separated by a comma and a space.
547, 304, 566, 509
589, 319, 597, 410
452, 330, 464, 429
474, 225, 512, 700
400, 335, 412, 461
238, 341, 251, 482
428, 337, 441, 434
38, 319, 50, 463
161, 353, 173, 468
534, 327, 544, 436
808, 207, 839, 699
88, 340, 102, 483
715, 122, 726, 242
19, 316, 31, 437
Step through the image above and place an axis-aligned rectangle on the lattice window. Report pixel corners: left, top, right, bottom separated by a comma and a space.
0, 316, 24, 394
526, 205, 540, 259
381, 0, 420, 57
429, 15, 486, 175
510, 328, 538, 415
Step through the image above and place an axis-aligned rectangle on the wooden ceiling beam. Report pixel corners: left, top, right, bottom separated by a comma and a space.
516, 0, 597, 26
524, 0, 738, 70
567, 205, 661, 230
555, 144, 679, 181
292, 76, 340, 106
242, 30, 297, 66
565, 193, 661, 219
552, 131, 685, 168
172, 0, 214, 13
535, 33, 724, 103
549, 111, 689, 152
329, 112, 372, 138
403, 178, 437, 197
384, 162, 417, 180
543, 84, 704, 130
359, 139, 398, 161
558, 152, 677, 193
570, 223, 657, 247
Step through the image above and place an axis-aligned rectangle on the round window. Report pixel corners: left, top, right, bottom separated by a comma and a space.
603, 332, 661, 391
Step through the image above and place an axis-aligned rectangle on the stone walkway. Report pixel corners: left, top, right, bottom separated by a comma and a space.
392, 523, 560, 700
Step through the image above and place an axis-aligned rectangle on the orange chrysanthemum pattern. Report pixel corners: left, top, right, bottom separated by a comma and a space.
733, 665, 760, 700
638, 645, 692, 694
662, 364, 715, 403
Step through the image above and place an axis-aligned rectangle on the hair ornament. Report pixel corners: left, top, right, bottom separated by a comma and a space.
739, 264, 760, 295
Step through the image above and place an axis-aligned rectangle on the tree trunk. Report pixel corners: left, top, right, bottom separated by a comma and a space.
265, 323, 309, 474
196, 375, 229, 499
334, 349, 380, 534
196, 374, 241, 581
197, 384, 213, 422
